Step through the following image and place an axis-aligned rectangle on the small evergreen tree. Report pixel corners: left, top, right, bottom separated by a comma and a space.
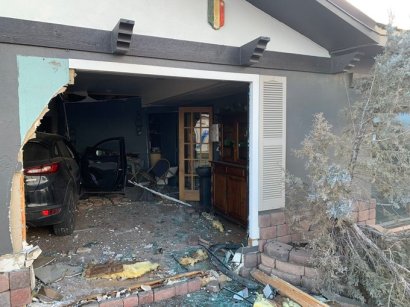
286, 28, 410, 306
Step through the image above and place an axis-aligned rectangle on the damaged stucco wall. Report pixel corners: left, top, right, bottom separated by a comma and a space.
0, 42, 353, 255
11, 56, 69, 253
0, 52, 69, 255
0, 45, 21, 255
17, 56, 69, 143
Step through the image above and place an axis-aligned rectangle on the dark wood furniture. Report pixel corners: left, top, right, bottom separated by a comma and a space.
211, 161, 248, 225
211, 113, 248, 225
219, 113, 248, 163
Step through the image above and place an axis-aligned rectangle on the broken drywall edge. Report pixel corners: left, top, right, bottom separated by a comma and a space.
20, 86, 67, 147
9, 172, 24, 253
0, 244, 42, 272
10, 86, 68, 254
0, 253, 25, 272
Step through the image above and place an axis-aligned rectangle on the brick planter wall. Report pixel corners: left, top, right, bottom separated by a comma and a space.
351, 199, 376, 226
258, 200, 377, 252
245, 200, 377, 289
258, 209, 298, 252
257, 241, 321, 291
0, 268, 32, 307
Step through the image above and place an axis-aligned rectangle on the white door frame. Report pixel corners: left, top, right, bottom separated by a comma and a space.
69, 59, 261, 245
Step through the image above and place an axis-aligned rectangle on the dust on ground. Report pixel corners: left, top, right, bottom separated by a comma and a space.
27, 187, 249, 306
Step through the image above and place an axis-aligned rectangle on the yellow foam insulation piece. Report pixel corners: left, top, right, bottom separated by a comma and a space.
100, 261, 159, 280
282, 298, 301, 307
212, 220, 224, 232
179, 249, 208, 266
202, 212, 225, 232
253, 293, 277, 307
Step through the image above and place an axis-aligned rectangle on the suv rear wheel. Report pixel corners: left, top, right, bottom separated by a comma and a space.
53, 191, 76, 236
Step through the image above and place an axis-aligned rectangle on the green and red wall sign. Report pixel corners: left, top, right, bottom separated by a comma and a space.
208, 0, 225, 30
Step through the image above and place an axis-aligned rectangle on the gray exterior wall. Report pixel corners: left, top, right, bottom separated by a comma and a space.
0, 45, 21, 254
285, 72, 349, 179
0, 42, 353, 254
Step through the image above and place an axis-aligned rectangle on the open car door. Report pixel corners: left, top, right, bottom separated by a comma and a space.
81, 137, 126, 192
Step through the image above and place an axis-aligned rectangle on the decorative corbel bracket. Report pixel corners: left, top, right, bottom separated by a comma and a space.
239, 36, 270, 66
111, 19, 135, 54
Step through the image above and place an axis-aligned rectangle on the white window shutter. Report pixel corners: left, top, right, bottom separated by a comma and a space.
259, 76, 286, 211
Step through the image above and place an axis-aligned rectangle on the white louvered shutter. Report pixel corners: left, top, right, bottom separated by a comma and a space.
259, 76, 286, 211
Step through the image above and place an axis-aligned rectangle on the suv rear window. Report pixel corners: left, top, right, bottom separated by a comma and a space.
23, 142, 51, 164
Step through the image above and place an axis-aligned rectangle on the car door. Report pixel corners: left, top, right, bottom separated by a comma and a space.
81, 137, 126, 192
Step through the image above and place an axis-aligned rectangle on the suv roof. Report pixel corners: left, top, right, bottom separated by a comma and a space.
34, 132, 67, 140
25, 133, 67, 146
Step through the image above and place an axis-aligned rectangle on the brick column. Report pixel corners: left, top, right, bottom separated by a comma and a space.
0, 268, 32, 307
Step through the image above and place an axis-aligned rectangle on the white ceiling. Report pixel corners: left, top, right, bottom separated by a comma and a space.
67, 71, 249, 106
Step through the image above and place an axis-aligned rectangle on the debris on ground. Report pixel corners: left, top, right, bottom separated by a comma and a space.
218, 273, 232, 285
128, 180, 192, 207
204, 243, 260, 290
79, 196, 114, 209
251, 269, 328, 307
198, 237, 211, 248
76, 247, 92, 254
36, 286, 63, 302
201, 269, 232, 289
27, 191, 246, 305
206, 280, 221, 293
24, 244, 42, 267
35, 263, 82, 284
263, 284, 277, 300
86, 261, 159, 280
73, 270, 205, 305
140, 284, 152, 291
83, 262, 123, 278
212, 220, 225, 232
320, 290, 363, 306
179, 249, 208, 266
33, 255, 55, 269
202, 212, 225, 232
233, 287, 249, 300
254, 293, 277, 307
282, 297, 301, 307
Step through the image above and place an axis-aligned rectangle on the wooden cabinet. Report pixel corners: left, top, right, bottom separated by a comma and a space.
211, 161, 248, 226
213, 164, 227, 213
220, 113, 248, 163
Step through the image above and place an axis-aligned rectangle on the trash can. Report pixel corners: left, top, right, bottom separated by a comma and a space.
196, 166, 212, 211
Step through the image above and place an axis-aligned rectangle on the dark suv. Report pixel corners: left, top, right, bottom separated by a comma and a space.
23, 133, 81, 235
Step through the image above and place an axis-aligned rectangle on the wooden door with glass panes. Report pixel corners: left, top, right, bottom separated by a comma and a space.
178, 107, 213, 201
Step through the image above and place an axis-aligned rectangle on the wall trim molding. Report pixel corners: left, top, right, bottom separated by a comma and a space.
0, 17, 360, 74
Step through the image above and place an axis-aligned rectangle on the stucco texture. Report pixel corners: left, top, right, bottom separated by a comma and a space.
0, 46, 21, 254
0, 43, 353, 255
17, 56, 69, 142
0, 53, 68, 255
0, 0, 329, 57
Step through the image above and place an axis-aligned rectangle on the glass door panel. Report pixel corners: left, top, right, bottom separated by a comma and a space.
179, 107, 212, 201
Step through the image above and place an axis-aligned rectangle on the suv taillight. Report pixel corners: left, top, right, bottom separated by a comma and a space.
24, 162, 59, 175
